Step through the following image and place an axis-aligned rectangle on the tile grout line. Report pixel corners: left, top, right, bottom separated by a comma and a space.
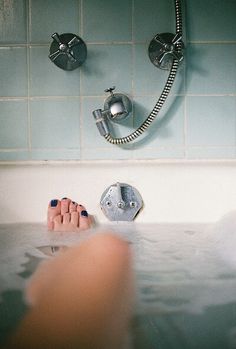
183, 94, 187, 159
27, 0, 32, 158
2, 145, 236, 151
79, 0, 84, 160
183, 37, 187, 159
131, 0, 135, 157
80, 0, 83, 37
1, 41, 236, 48
0, 94, 235, 102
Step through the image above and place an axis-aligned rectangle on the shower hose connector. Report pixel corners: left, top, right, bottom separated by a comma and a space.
93, 109, 109, 136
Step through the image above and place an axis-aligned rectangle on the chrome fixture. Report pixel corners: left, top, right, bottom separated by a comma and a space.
104, 87, 132, 122
93, 87, 132, 136
148, 32, 184, 70
49, 32, 87, 71
93, 0, 184, 145
100, 182, 143, 221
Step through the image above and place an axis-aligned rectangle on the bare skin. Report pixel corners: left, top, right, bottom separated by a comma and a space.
5, 201, 134, 349
47, 198, 92, 232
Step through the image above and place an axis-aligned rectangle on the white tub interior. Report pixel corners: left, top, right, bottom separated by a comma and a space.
0, 160, 236, 224
1, 161, 236, 348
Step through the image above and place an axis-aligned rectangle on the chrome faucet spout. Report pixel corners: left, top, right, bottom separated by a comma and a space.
92, 87, 132, 126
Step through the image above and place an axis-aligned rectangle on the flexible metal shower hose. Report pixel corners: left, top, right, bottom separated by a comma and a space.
104, 0, 183, 145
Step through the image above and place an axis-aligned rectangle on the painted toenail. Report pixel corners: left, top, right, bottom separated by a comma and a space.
72, 201, 77, 205
81, 210, 88, 217
50, 199, 58, 207
62, 197, 67, 200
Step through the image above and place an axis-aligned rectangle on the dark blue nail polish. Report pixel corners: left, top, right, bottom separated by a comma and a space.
62, 197, 67, 200
72, 201, 77, 205
81, 210, 88, 217
50, 199, 58, 207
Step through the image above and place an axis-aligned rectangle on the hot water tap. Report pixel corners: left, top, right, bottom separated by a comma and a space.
49, 32, 87, 71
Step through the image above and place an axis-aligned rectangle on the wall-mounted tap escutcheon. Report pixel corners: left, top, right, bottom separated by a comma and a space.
49, 32, 87, 71
148, 32, 184, 70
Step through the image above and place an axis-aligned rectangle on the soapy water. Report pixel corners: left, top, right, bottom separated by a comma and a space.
0, 213, 236, 348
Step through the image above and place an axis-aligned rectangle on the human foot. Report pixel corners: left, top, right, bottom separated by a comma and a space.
47, 198, 91, 232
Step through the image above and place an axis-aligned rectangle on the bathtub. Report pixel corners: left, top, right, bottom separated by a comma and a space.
1, 160, 236, 347
1, 218, 236, 348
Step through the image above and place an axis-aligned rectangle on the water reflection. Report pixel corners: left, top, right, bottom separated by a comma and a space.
37, 245, 68, 257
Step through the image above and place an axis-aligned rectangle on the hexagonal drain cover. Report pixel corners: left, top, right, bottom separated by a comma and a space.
100, 182, 143, 221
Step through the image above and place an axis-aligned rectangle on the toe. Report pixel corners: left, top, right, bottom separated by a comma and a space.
47, 199, 61, 231
63, 212, 70, 225
79, 209, 91, 230
53, 214, 63, 231
69, 201, 78, 213
71, 211, 79, 227
77, 204, 86, 214
61, 198, 71, 215
77, 205, 93, 230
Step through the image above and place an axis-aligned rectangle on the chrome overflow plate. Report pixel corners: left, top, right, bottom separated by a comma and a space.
100, 182, 143, 221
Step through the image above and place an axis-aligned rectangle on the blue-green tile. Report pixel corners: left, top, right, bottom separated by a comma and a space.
133, 96, 185, 148
186, 147, 236, 159
0, 48, 27, 97
31, 149, 81, 160
82, 147, 134, 160
30, 99, 81, 148
1, 0, 236, 162
83, 0, 132, 42
30, 47, 80, 96
133, 0, 174, 42
133, 147, 185, 159
0, 151, 29, 161
186, 0, 236, 42
0, 0, 27, 44
0, 100, 28, 148
81, 44, 132, 96
186, 96, 236, 146
30, 0, 80, 43
186, 44, 236, 95
133, 44, 185, 95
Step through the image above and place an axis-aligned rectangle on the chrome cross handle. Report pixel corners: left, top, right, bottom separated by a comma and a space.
155, 32, 184, 65
49, 32, 87, 71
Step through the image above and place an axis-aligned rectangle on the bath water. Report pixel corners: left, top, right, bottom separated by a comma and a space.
0, 215, 236, 348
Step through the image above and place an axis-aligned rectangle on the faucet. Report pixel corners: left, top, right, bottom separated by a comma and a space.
103, 87, 132, 121
92, 87, 132, 136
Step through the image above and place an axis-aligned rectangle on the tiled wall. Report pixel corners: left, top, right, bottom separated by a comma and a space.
0, 0, 236, 161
